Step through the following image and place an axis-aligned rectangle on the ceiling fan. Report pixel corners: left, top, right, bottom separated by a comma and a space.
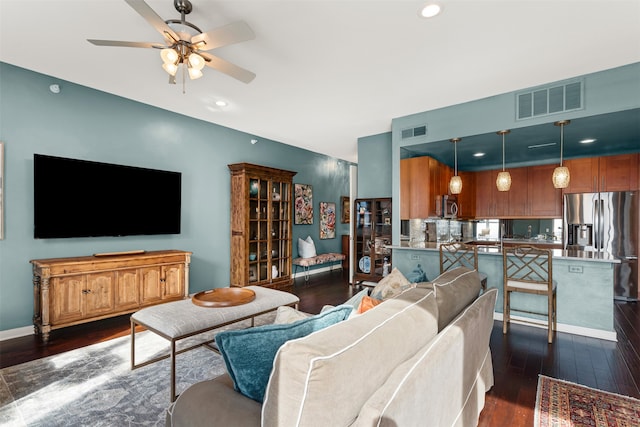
88, 0, 256, 88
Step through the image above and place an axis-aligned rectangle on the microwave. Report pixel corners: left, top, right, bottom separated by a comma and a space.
436, 195, 458, 218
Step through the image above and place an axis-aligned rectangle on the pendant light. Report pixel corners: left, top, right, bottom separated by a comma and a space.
496, 130, 511, 191
552, 120, 571, 189
449, 138, 462, 194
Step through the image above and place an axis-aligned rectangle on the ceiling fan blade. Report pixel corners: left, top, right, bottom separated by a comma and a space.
191, 21, 255, 51
87, 39, 165, 49
124, 0, 180, 43
200, 52, 256, 84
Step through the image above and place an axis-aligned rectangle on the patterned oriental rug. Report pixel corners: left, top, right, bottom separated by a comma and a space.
0, 313, 275, 426
535, 375, 640, 427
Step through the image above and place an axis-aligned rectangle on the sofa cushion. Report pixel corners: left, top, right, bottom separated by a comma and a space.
166, 374, 261, 427
262, 286, 439, 427
353, 289, 498, 427
273, 305, 312, 324
370, 267, 413, 300
418, 266, 481, 331
214, 304, 352, 403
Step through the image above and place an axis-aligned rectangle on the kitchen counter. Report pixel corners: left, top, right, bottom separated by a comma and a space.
390, 241, 619, 340
393, 241, 621, 263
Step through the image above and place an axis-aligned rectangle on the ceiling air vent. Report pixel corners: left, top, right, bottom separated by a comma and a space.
517, 80, 583, 120
401, 125, 427, 139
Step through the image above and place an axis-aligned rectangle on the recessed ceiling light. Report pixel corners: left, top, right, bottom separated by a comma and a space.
580, 138, 597, 144
215, 100, 228, 107
418, 2, 442, 18
473, 152, 485, 157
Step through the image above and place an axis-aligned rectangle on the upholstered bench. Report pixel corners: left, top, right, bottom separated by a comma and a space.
130, 286, 299, 402
293, 252, 346, 281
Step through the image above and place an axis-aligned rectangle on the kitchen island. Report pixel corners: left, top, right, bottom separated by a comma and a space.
389, 242, 620, 341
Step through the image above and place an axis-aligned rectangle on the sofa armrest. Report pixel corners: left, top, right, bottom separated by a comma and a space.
166, 374, 261, 427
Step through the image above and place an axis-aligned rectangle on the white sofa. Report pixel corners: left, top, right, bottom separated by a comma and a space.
167, 267, 497, 426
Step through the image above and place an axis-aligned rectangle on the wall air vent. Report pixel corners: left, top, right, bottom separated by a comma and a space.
401, 125, 427, 139
517, 80, 583, 120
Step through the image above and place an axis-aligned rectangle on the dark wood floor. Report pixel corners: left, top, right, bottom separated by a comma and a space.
2, 270, 639, 426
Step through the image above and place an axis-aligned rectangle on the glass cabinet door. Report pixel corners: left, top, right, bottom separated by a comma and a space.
353, 198, 392, 283
270, 180, 290, 280
355, 199, 372, 275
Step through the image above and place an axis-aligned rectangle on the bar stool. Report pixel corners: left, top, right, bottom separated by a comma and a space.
502, 245, 557, 343
439, 242, 487, 290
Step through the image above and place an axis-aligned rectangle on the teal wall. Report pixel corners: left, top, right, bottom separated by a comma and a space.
356, 132, 392, 199
0, 63, 351, 332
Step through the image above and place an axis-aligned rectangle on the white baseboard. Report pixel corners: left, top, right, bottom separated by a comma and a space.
493, 312, 617, 342
0, 325, 34, 341
293, 264, 343, 280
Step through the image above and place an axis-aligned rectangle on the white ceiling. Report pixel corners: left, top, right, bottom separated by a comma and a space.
1, 0, 639, 163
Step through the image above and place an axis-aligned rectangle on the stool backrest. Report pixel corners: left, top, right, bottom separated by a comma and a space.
439, 242, 478, 274
503, 245, 552, 289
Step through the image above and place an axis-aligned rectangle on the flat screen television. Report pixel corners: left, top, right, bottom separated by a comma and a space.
34, 154, 181, 238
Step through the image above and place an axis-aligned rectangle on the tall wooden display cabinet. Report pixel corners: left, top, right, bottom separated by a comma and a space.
353, 198, 392, 285
228, 163, 296, 290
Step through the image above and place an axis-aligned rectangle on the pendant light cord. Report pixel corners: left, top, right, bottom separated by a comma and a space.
502, 132, 506, 172
559, 123, 564, 166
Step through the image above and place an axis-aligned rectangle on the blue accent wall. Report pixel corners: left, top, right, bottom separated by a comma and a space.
0, 63, 351, 332
356, 132, 392, 199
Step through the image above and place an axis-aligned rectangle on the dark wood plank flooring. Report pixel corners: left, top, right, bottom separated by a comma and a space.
2, 270, 639, 426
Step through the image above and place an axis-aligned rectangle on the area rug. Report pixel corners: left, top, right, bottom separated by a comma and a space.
0, 313, 275, 427
535, 374, 640, 427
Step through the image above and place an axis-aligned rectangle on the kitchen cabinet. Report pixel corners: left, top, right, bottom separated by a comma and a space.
456, 171, 476, 218
476, 170, 508, 218
507, 167, 529, 217
228, 163, 296, 290
353, 198, 392, 284
475, 165, 561, 218
31, 250, 191, 342
563, 154, 639, 193
400, 156, 452, 219
527, 164, 562, 217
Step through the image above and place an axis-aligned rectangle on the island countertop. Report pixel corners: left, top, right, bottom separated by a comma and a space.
390, 242, 621, 264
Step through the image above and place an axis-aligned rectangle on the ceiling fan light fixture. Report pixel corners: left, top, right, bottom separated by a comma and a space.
188, 66, 203, 80
161, 48, 179, 64
188, 52, 205, 70
162, 62, 179, 76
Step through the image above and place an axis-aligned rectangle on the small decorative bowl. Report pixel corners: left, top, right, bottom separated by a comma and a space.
249, 253, 257, 261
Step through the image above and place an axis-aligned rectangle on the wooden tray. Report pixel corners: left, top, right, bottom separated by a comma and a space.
192, 288, 256, 308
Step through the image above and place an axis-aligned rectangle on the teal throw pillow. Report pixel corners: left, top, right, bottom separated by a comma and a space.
215, 304, 353, 402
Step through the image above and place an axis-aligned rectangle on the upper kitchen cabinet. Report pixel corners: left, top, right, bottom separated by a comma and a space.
456, 171, 476, 219
476, 164, 561, 218
527, 164, 562, 217
400, 156, 451, 219
475, 170, 508, 218
563, 154, 639, 193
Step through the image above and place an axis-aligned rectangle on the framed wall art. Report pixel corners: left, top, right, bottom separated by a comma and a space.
341, 196, 350, 223
294, 183, 313, 224
319, 201, 336, 239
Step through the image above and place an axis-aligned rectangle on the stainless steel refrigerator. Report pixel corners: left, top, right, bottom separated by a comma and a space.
564, 191, 639, 301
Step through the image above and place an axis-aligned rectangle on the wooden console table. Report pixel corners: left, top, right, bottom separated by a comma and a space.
31, 250, 191, 342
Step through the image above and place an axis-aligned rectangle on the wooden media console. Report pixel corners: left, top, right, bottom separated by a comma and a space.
31, 250, 191, 342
